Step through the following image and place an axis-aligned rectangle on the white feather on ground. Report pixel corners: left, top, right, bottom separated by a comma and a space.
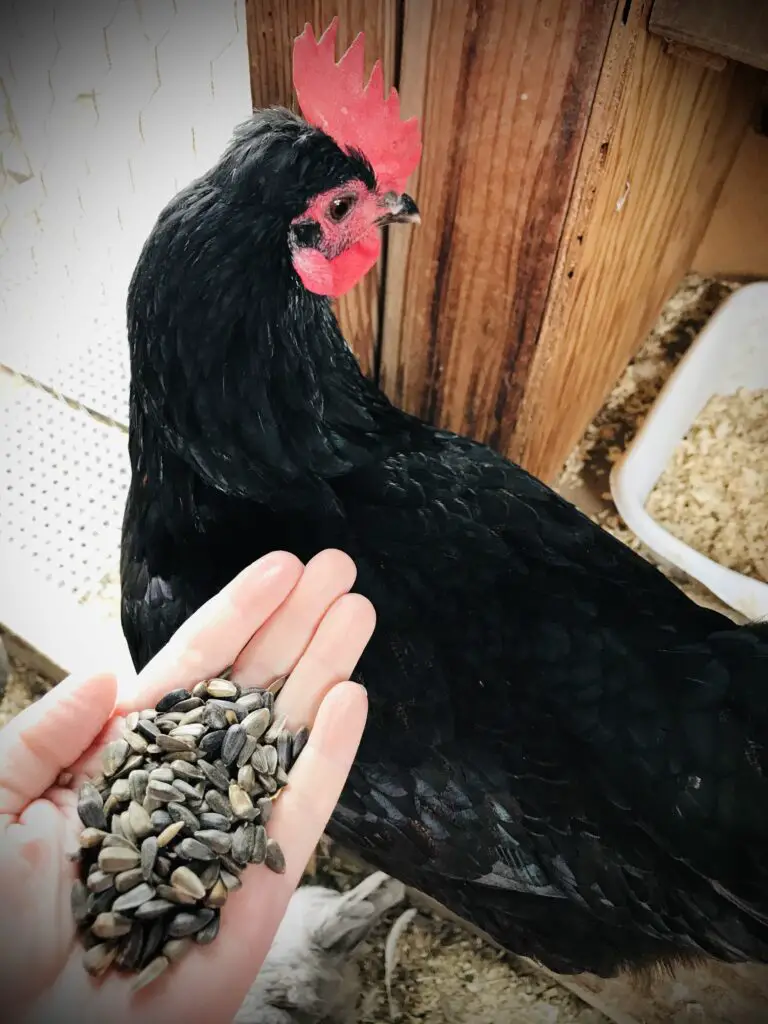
235, 871, 406, 1024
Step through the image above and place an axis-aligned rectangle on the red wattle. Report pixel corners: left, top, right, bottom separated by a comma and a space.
292, 229, 381, 298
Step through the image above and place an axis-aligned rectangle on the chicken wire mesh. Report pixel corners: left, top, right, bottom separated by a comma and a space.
0, 369, 129, 605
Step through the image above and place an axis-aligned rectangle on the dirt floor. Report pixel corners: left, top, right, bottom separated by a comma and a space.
0, 273, 750, 1023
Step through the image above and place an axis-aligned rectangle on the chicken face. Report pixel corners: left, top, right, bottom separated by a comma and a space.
288, 181, 419, 298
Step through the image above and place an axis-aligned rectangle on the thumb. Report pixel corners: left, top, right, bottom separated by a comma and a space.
0, 671, 118, 817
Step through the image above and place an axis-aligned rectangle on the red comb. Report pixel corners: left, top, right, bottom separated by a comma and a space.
292, 18, 422, 194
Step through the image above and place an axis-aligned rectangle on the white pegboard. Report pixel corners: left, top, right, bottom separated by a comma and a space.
0, 369, 129, 603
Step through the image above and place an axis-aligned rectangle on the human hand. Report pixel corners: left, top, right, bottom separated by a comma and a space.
0, 549, 374, 1024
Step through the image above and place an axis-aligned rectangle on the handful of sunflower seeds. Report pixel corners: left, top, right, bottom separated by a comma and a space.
70, 675, 308, 992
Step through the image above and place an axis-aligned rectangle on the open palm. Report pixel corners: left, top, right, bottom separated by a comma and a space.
0, 550, 374, 1024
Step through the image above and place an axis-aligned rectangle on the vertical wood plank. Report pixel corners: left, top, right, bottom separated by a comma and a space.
243, 0, 399, 377
379, 0, 617, 447
513, 0, 763, 483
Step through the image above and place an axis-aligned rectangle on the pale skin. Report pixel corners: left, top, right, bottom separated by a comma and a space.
0, 549, 375, 1024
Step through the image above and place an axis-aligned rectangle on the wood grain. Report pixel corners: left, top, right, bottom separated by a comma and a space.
693, 127, 768, 280
513, 0, 763, 483
243, 0, 399, 377
649, 0, 768, 73
378, 0, 616, 453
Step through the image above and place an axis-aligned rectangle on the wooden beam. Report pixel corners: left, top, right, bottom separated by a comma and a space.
243, 0, 399, 378
692, 127, 768, 280
378, 0, 617, 449
513, 0, 763, 483
649, 0, 768, 73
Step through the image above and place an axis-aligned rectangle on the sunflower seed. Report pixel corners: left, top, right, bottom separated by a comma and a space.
198, 861, 220, 890
194, 829, 232, 855
87, 870, 115, 894
167, 908, 215, 938
77, 783, 107, 831
155, 688, 192, 713
199, 812, 232, 831
170, 723, 207, 741
231, 823, 255, 864
128, 801, 153, 840
265, 838, 286, 874
124, 730, 149, 755
156, 734, 196, 754
195, 912, 221, 944
241, 708, 270, 741
151, 809, 173, 832
155, 855, 172, 878
102, 739, 130, 778
220, 869, 242, 892
141, 836, 158, 880
206, 679, 239, 700
204, 879, 228, 909
111, 778, 131, 801
198, 759, 229, 794
149, 766, 175, 783
113, 883, 156, 914
177, 838, 217, 862
147, 780, 185, 803
178, 705, 207, 727
258, 773, 278, 796
131, 954, 170, 992
198, 729, 226, 759
134, 898, 176, 921
79, 827, 108, 849
276, 731, 292, 773
263, 745, 278, 776
120, 810, 138, 847
99, 847, 141, 873
127, 769, 149, 804
88, 889, 116, 916
171, 778, 203, 802
141, 918, 166, 967
167, 802, 201, 832
163, 937, 193, 962
202, 704, 228, 731
221, 724, 246, 766
170, 759, 205, 782
92, 912, 133, 939
256, 797, 273, 826
163, 749, 198, 765
156, 883, 197, 906
83, 942, 117, 976
250, 746, 270, 775
291, 726, 310, 764
205, 790, 235, 820
235, 691, 266, 713
115, 868, 145, 894
71, 880, 90, 924
228, 783, 253, 820
266, 674, 288, 697
102, 831, 137, 847
235, 736, 257, 771
115, 754, 146, 780
170, 866, 206, 900
237, 764, 256, 794
125, 711, 140, 731
136, 718, 161, 742
156, 821, 185, 847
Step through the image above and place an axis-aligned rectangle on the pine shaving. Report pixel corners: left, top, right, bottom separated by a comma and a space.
645, 388, 768, 583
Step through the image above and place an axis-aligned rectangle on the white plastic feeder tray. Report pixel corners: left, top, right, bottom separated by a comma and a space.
610, 281, 768, 623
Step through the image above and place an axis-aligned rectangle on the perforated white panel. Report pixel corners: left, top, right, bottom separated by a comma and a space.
0, 369, 129, 605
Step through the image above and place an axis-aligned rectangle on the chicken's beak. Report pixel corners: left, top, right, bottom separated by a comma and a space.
378, 192, 421, 226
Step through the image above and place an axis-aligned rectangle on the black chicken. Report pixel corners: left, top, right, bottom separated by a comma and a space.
121, 20, 768, 978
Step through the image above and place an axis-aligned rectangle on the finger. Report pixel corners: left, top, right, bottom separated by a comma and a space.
232, 548, 358, 688
143, 681, 370, 1024
120, 551, 304, 712
0, 671, 117, 816
275, 592, 376, 731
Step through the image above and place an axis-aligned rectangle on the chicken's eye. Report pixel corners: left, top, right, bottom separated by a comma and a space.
328, 195, 356, 222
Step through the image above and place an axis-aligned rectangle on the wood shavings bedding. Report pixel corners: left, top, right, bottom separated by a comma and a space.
645, 387, 768, 584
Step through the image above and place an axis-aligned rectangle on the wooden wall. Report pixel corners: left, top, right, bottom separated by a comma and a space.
244, 0, 763, 483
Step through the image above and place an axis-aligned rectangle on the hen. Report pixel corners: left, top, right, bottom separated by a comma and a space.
121, 20, 768, 978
